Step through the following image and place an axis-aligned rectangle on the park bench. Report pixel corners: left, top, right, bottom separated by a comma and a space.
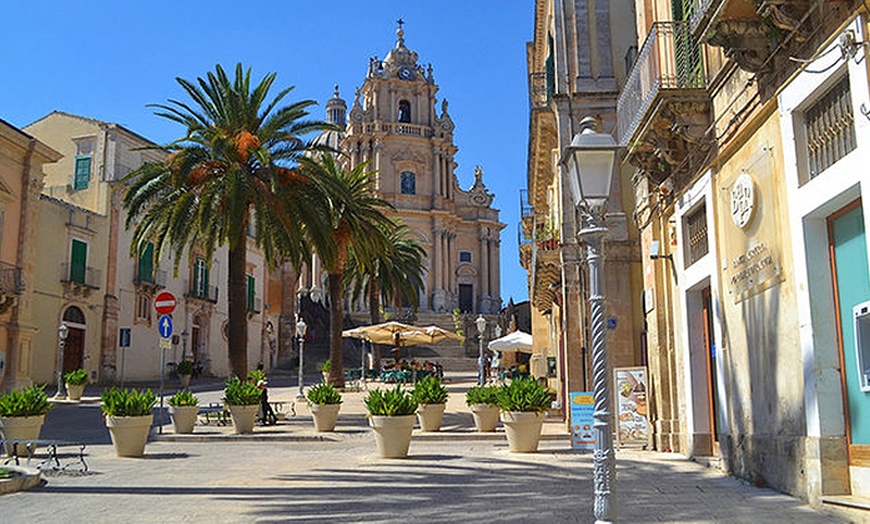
197, 403, 228, 426
2, 439, 88, 474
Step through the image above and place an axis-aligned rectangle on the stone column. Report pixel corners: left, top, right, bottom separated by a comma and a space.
433, 151, 441, 198
479, 230, 489, 309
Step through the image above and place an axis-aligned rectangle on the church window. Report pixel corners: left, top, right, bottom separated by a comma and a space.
398, 100, 411, 123
401, 172, 416, 195
459, 251, 472, 263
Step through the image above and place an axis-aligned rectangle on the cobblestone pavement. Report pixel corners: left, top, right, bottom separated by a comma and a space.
2, 373, 866, 523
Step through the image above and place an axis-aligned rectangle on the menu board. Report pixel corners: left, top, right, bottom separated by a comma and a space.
614, 367, 649, 447
570, 392, 595, 451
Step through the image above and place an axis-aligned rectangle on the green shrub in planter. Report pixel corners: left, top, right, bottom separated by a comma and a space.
247, 369, 266, 384
307, 383, 342, 405
176, 360, 194, 376
412, 376, 448, 404
63, 369, 88, 386
0, 385, 51, 417
223, 376, 261, 406
465, 385, 499, 406
364, 384, 418, 416
100, 388, 157, 417
168, 390, 199, 407
495, 377, 552, 413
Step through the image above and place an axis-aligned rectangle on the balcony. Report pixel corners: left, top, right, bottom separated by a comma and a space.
134, 269, 167, 290
247, 297, 262, 314
0, 262, 24, 296
186, 282, 219, 303
61, 263, 101, 289
617, 20, 712, 185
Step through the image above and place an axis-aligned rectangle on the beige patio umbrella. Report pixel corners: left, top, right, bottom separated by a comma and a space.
400, 325, 465, 346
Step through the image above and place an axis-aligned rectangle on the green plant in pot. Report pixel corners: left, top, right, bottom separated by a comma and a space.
412, 376, 448, 432
466, 385, 500, 432
176, 360, 194, 388
364, 385, 418, 458
321, 360, 331, 382
0, 385, 52, 456
223, 376, 262, 434
100, 388, 157, 457
306, 383, 342, 432
168, 390, 199, 434
63, 369, 88, 401
496, 377, 553, 452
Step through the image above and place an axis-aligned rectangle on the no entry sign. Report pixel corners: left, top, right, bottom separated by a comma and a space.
154, 292, 177, 315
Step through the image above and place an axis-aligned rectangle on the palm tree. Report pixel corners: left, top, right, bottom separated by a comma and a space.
346, 222, 427, 326
300, 154, 395, 387
122, 63, 334, 378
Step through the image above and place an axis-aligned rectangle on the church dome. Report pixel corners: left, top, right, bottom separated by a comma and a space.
311, 84, 346, 153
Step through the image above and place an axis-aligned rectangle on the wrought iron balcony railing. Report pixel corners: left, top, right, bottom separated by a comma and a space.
617, 20, 707, 146
0, 261, 24, 295
134, 269, 167, 287
61, 263, 102, 289
186, 282, 219, 303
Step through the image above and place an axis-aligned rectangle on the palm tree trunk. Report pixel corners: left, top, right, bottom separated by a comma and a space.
327, 270, 345, 387
228, 233, 248, 377
368, 281, 381, 369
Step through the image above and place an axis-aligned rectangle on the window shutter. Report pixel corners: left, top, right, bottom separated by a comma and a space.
70, 240, 87, 283
247, 275, 255, 309
138, 242, 154, 282
74, 156, 91, 190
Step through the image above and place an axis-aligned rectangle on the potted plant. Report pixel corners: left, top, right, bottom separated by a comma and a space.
167, 390, 199, 434
176, 360, 194, 389
306, 383, 342, 432
63, 369, 88, 401
466, 385, 500, 432
412, 376, 448, 432
364, 384, 418, 458
321, 360, 331, 383
100, 388, 157, 457
0, 385, 51, 456
496, 377, 553, 452
223, 376, 261, 434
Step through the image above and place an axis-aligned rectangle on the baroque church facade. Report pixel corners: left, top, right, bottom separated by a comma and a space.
312, 25, 504, 317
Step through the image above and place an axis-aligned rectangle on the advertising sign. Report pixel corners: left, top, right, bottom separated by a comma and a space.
570, 392, 595, 451
614, 367, 649, 447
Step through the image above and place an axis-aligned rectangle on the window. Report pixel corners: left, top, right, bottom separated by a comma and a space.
401, 172, 416, 195
805, 75, 856, 179
73, 156, 91, 190
137, 242, 154, 283
398, 100, 411, 123
684, 203, 708, 267
136, 291, 151, 323
70, 239, 87, 284
193, 257, 208, 297
459, 251, 472, 263
246, 274, 256, 311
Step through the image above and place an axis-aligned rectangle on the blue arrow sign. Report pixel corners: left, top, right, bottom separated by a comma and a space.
158, 315, 173, 339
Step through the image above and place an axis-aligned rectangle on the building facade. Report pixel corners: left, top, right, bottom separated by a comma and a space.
523, 0, 644, 416
0, 119, 60, 391
620, 0, 870, 505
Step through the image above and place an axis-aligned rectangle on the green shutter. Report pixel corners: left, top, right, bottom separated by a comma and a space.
138, 242, 154, 282
247, 275, 255, 310
70, 240, 87, 283
74, 156, 91, 190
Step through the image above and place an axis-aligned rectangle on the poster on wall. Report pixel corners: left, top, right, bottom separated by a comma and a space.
570, 392, 595, 451
614, 367, 649, 447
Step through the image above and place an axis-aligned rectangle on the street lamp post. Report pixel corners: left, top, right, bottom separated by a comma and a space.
55, 323, 69, 399
475, 315, 486, 386
562, 116, 620, 523
296, 317, 307, 399
181, 329, 189, 361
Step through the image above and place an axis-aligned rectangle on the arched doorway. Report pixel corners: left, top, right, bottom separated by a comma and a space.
61, 306, 86, 375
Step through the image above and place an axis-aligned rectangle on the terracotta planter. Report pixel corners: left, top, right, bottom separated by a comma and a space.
0, 415, 46, 456
169, 405, 199, 434
105, 414, 153, 457
369, 415, 415, 458
228, 404, 258, 434
470, 404, 500, 432
501, 411, 545, 453
416, 403, 446, 432
178, 374, 191, 389
310, 403, 341, 432
65, 383, 85, 402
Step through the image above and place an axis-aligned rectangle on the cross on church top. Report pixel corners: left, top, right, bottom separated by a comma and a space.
397, 18, 404, 29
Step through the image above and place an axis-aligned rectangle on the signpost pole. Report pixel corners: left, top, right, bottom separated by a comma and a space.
120, 343, 126, 389
158, 343, 165, 435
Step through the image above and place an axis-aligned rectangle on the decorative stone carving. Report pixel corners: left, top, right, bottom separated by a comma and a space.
706, 19, 771, 73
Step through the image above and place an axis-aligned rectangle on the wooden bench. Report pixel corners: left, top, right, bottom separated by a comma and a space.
2, 439, 88, 474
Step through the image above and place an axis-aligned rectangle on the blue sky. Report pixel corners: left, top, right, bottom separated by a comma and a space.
1, 1, 532, 304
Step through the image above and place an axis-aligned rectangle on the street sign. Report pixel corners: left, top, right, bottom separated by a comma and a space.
159, 338, 172, 350
158, 315, 173, 338
119, 328, 131, 347
154, 292, 177, 315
